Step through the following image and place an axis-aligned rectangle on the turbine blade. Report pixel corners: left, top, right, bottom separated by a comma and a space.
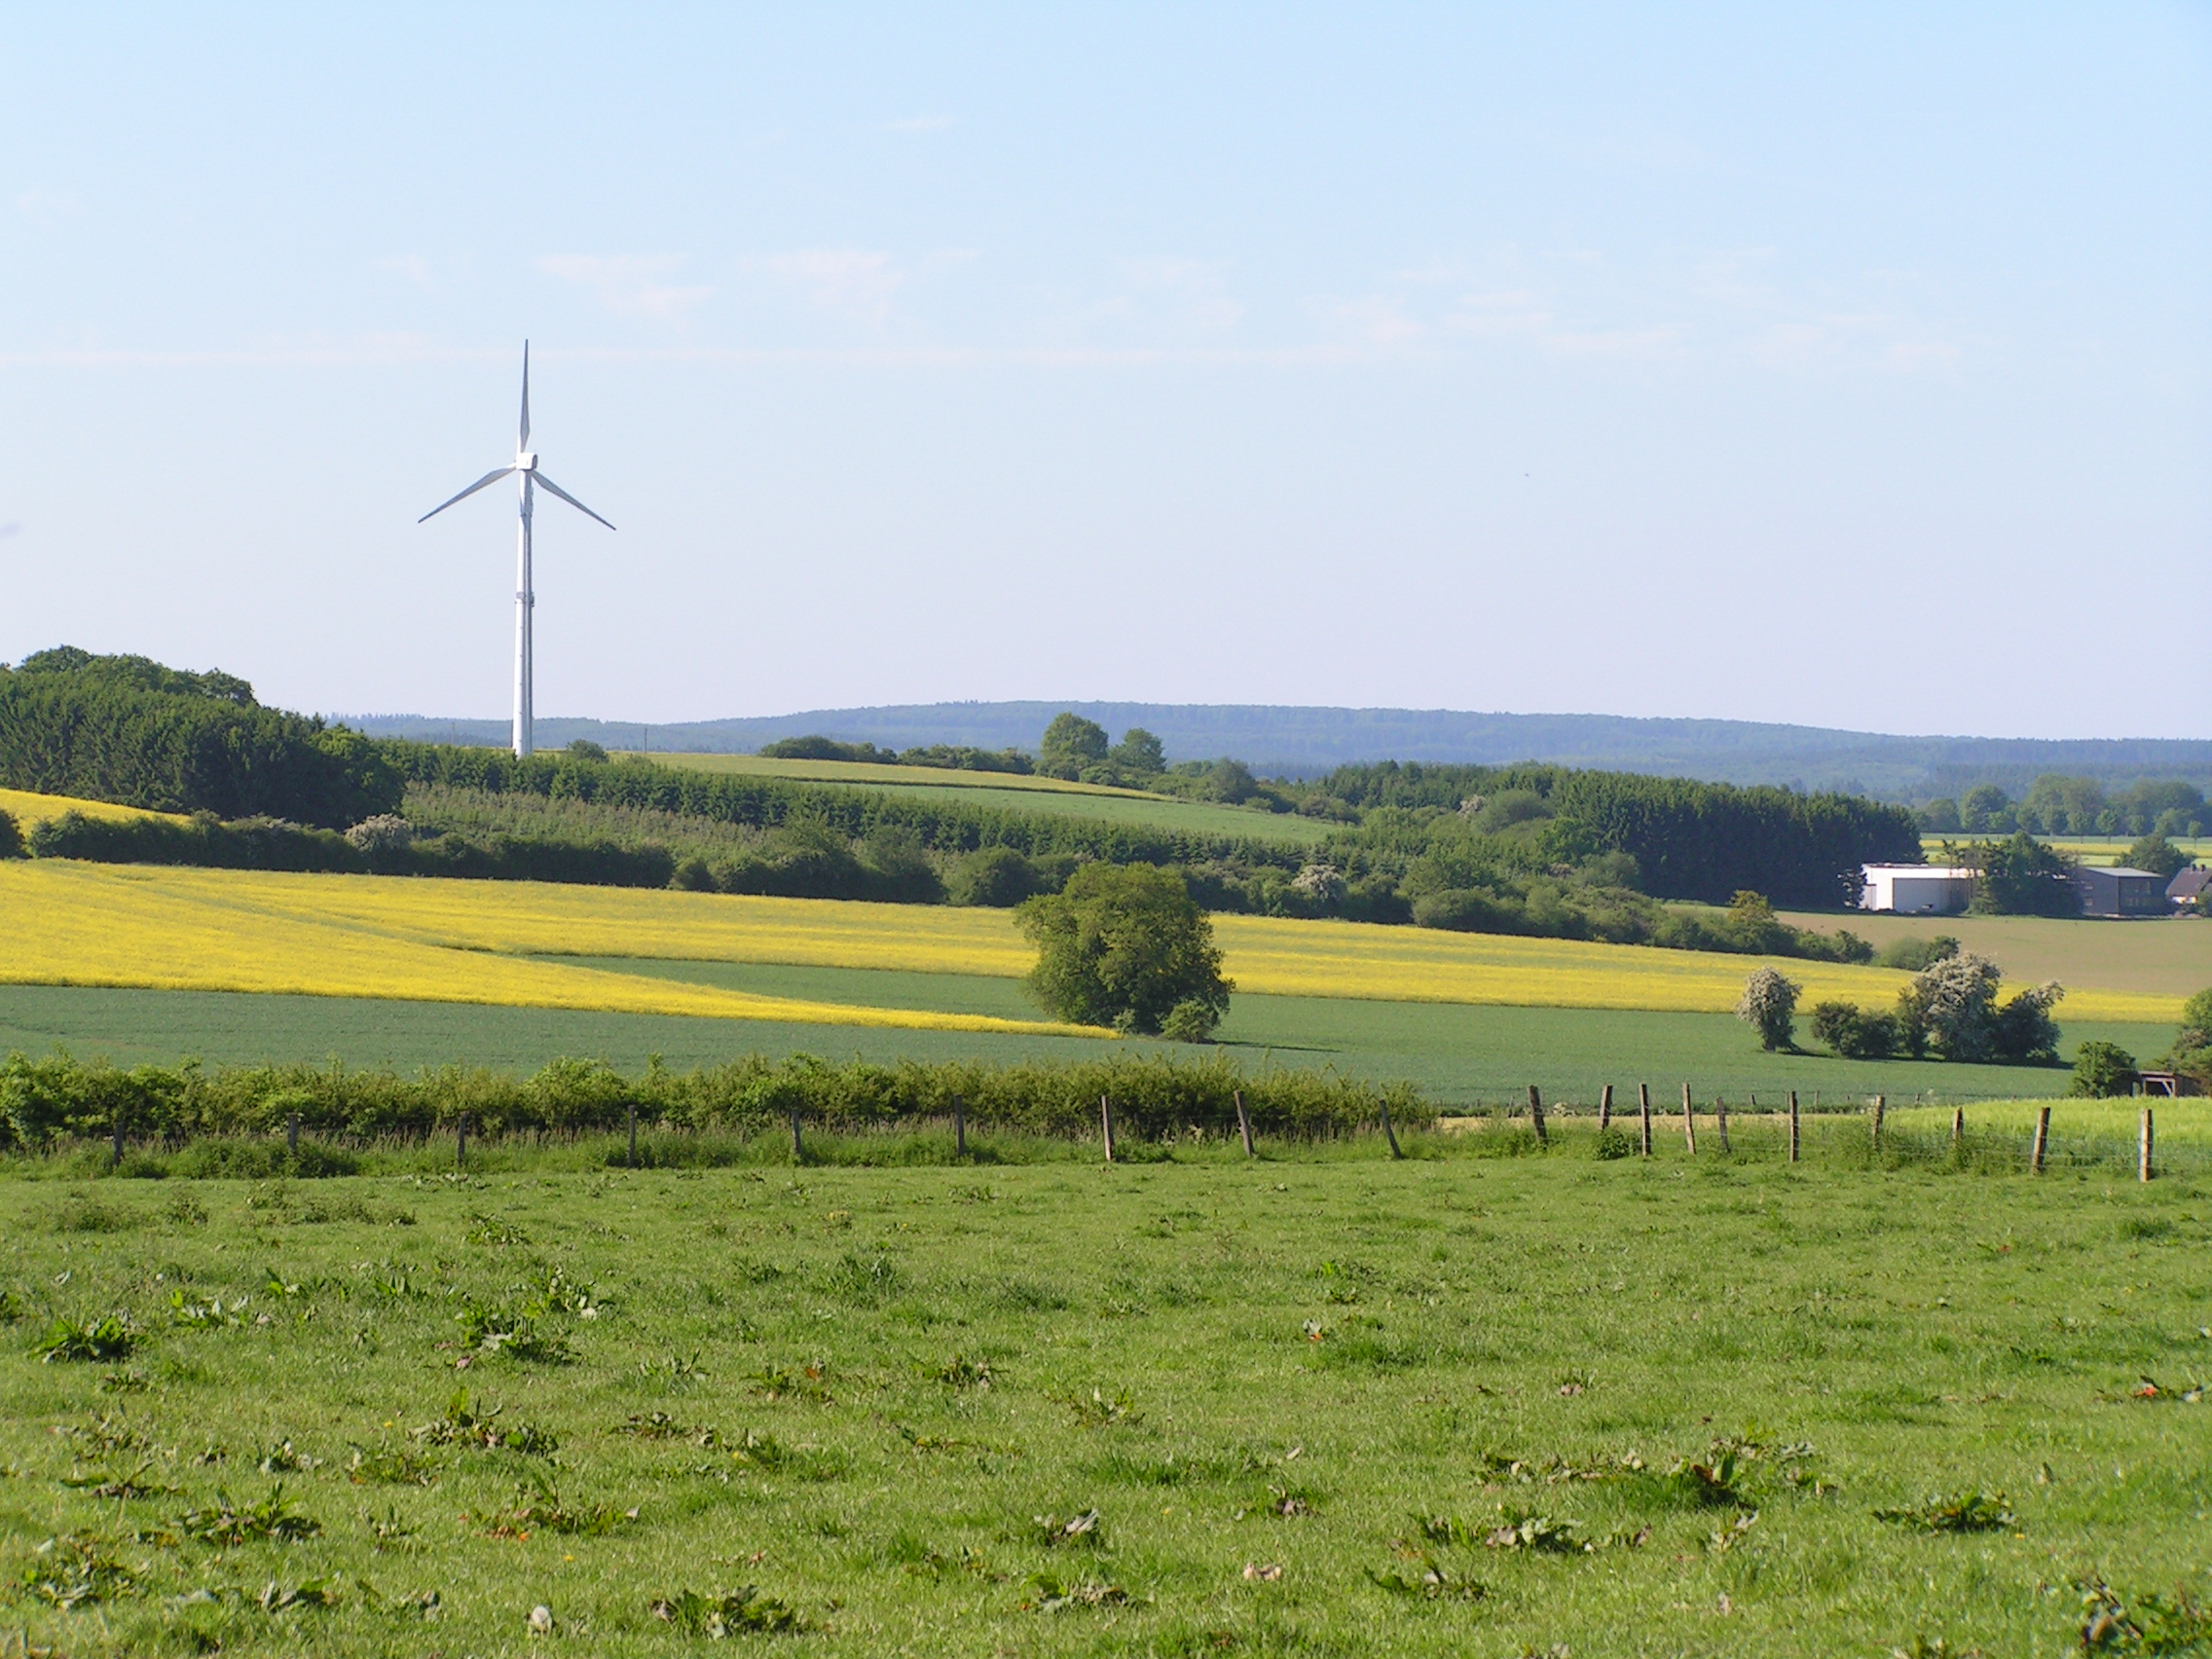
532, 470, 615, 531
519, 340, 532, 450
417, 466, 515, 523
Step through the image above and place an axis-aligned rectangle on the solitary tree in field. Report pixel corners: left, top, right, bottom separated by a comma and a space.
1038, 713, 1110, 779
1017, 863, 1233, 1037
1736, 967, 1802, 1051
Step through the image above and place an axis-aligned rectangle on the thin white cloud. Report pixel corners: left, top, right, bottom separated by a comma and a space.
539, 254, 712, 320
746, 249, 904, 323
379, 254, 436, 291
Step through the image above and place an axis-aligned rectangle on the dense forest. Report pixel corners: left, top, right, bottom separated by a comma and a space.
0, 647, 400, 827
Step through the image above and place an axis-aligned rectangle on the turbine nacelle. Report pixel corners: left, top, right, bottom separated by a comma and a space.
515, 453, 537, 471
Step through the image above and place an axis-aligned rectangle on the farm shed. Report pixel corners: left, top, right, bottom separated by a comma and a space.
1859, 864, 1976, 914
2073, 865, 2170, 918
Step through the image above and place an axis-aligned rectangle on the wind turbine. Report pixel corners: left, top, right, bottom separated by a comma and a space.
419, 342, 613, 758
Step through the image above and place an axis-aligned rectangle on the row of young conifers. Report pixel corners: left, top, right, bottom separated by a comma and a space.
1, 648, 1923, 963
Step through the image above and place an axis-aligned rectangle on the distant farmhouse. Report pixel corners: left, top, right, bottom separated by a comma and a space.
1859, 865, 1977, 915
2074, 866, 2170, 918
2168, 866, 2211, 908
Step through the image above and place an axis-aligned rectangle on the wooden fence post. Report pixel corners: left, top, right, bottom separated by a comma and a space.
1100, 1094, 1115, 1163
1235, 1089, 1254, 1159
287, 1113, 300, 1157
1870, 1094, 1885, 1153
789, 1106, 805, 1164
1714, 1095, 1730, 1154
953, 1095, 967, 1160
1950, 1104, 1964, 1154
2031, 1105, 2049, 1174
112, 1113, 125, 1169
627, 1101, 638, 1169
1788, 1090, 1800, 1163
2140, 1108, 2154, 1184
1680, 1084, 1697, 1155
1598, 1085, 1613, 1132
1380, 1098, 1404, 1160
457, 1115, 467, 1171
1639, 1084, 1652, 1157
1526, 1085, 1547, 1146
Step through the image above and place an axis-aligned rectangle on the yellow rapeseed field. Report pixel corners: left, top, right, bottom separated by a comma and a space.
0, 861, 2181, 1024
0, 788, 182, 828
0, 863, 1100, 1039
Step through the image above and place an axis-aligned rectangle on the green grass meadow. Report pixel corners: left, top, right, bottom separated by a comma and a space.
2, 1142, 2209, 1657
0, 981, 2177, 1109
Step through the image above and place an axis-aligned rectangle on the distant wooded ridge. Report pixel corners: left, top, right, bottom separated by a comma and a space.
343, 703, 2212, 799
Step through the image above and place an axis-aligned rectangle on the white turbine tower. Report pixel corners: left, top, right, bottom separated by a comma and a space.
419, 342, 613, 757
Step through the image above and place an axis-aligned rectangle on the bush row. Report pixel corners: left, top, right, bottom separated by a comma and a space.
0, 1051, 1433, 1151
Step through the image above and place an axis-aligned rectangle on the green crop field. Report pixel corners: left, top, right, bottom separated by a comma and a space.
0, 977, 2181, 1110
1920, 834, 2212, 867
1776, 910, 2212, 1001
2, 1146, 2208, 1657
634, 753, 1334, 847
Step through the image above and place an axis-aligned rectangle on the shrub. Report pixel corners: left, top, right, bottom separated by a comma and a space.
950, 846, 1043, 907
1875, 934, 1959, 973
1810, 1001, 1897, 1060
2123, 833, 2189, 881
1018, 864, 1233, 1036
1735, 968, 1801, 1051
2068, 1041, 2138, 1098
0, 808, 20, 859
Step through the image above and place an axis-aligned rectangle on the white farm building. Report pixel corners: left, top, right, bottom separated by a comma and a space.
1859, 865, 1976, 915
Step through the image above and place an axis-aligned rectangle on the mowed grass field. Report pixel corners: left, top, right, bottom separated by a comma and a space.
635, 752, 1334, 847
1778, 909, 2212, 1002
2, 1154, 2207, 1657
2, 863, 2184, 1028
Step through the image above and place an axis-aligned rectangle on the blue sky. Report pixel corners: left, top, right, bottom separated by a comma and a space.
1, 4, 2205, 740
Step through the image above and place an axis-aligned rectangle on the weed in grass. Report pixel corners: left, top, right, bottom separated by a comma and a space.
1022, 1572, 1129, 1612
727, 1429, 849, 1482
1364, 1554, 1486, 1602
640, 1349, 711, 1385
19, 1531, 136, 1608
362, 1504, 420, 1552
411, 1390, 557, 1455
97, 1365, 150, 1393
2077, 1576, 2212, 1652
1482, 1508, 1587, 1553
612, 1411, 719, 1446
1708, 1510, 1760, 1553
452, 1301, 576, 1365
462, 1213, 530, 1246
1670, 1445, 1748, 1506
1060, 1386, 1141, 1428
54, 1414, 152, 1456
927, 1354, 994, 1389
60, 1462, 181, 1499
52, 1197, 136, 1234
477, 1472, 635, 1538
346, 1445, 439, 1485
36, 1313, 136, 1362
748, 1361, 832, 1402
1031, 1508, 1103, 1547
648, 1586, 806, 1637
1872, 1492, 2015, 1533
178, 1488, 322, 1545
171, 1292, 251, 1329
